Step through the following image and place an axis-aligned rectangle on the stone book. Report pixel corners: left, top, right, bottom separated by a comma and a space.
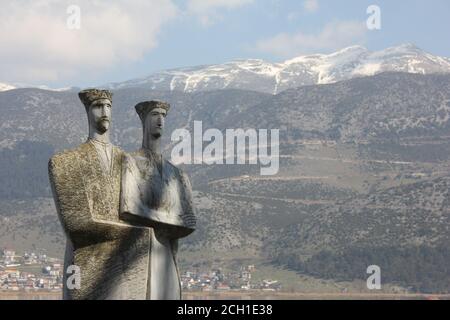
120, 152, 196, 239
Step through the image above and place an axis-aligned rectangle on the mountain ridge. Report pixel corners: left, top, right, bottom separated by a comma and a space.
105, 44, 450, 94
3, 43, 450, 95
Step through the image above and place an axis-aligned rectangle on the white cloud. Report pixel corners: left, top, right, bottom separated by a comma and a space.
186, 0, 254, 26
303, 0, 319, 13
254, 20, 367, 58
0, 0, 178, 84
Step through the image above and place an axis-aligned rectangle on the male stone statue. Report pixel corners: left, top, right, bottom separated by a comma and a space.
48, 89, 152, 299
120, 100, 196, 300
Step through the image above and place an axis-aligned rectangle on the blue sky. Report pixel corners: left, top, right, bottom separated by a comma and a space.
128, 0, 450, 75
1, 0, 449, 88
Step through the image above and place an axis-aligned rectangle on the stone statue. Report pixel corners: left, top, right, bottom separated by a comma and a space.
120, 101, 196, 300
48, 89, 152, 300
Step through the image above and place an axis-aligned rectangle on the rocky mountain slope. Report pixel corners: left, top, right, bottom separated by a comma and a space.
1, 72, 449, 292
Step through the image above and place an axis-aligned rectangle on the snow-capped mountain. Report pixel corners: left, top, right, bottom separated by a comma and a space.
0, 82, 16, 92
106, 44, 450, 94
32, 85, 75, 92
0, 82, 74, 92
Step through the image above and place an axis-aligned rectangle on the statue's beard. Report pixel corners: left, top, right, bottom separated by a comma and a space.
96, 119, 110, 133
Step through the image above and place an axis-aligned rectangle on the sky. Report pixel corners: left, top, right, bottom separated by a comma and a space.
1, 0, 449, 88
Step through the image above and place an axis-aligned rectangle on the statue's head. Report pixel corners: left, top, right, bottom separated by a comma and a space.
135, 101, 170, 139
79, 89, 113, 134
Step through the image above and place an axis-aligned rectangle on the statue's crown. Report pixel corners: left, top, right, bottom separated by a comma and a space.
78, 89, 113, 109
135, 100, 170, 122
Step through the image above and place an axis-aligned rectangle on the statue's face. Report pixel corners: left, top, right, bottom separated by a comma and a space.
144, 107, 167, 139
88, 98, 112, 133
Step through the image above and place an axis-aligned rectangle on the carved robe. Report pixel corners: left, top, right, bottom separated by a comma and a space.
48, 142, 152, 300
120, 149, 196, 300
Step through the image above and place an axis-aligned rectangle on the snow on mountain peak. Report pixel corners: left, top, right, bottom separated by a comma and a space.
3, 44, 449, 95
0, 82, 16, 92
103, 44, 450, 94
330, 45, 369, 56
0, 82, 75, 93
230, 59, 282, 77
